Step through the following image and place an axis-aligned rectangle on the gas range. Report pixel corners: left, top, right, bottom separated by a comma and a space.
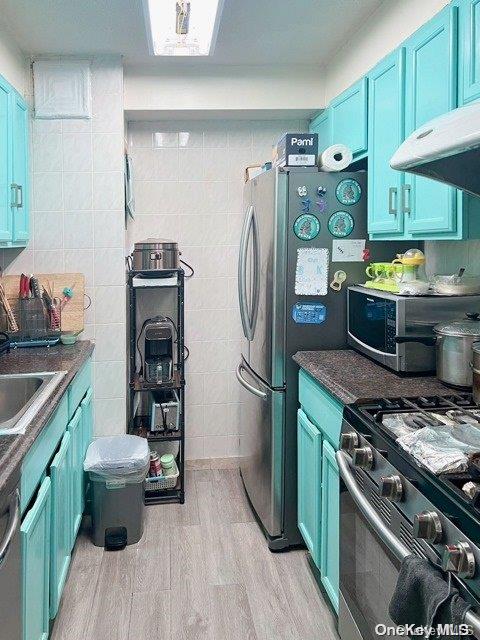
339, 394, 480, 640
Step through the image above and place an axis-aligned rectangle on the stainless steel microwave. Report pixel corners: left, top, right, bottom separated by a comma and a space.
347, 285, 480, 373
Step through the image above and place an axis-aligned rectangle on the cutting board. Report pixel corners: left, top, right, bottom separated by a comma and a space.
0, 273, 86, 334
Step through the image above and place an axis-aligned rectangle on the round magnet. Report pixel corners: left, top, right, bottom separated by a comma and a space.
293, 214, 320, 241
328, 211, 354, 237
336, 179, 362, 205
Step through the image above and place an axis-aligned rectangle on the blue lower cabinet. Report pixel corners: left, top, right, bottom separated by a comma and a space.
297, 409, 322, 566
49, 431, 72, 619
320, 440, 340, 612
68, 407, 83, 549
21, 477, 51, 640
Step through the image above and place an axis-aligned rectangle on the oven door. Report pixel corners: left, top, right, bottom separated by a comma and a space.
338, 460, 403, 640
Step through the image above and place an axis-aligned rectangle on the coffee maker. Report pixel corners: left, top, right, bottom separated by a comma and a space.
143, 316, 175, 383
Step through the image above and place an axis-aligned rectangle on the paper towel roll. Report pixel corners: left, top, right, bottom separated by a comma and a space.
318, 144, 353, 172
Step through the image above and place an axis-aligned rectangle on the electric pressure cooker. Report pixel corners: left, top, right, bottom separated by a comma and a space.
132, 239, 180, 271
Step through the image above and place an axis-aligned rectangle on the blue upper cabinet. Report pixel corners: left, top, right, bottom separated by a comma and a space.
330, 77, 368, 158
0, 73, 29, 248
458, 0, 480, 104
367, 49, 406, 236
309, 109, 332, 154
403, 5, 459, 236
11, 92, 29, 245
0, 76, 13, 243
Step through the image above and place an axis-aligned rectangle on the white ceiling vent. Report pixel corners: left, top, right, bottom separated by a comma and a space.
33, 59, 91, 119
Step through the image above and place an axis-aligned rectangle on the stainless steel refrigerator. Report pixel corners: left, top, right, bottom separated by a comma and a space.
236, 166, 409, 550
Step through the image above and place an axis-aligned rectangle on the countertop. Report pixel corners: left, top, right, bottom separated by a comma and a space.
0, 340, 94, 496
293, 349, 451, 405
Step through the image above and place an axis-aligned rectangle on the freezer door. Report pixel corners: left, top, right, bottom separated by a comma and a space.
237, 358, 284, 537
245, 169, 287, 387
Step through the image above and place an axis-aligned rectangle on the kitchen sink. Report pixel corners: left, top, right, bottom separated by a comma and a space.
0, 371, 66, 435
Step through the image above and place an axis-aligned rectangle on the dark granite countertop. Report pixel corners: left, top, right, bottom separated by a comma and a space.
293, 349, 450, 405
0, 341, 94, 496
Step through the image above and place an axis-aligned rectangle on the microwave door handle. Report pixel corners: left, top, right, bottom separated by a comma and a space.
336, 451, 410, 561
337, 450, 480, 638
395, 335, 437, 347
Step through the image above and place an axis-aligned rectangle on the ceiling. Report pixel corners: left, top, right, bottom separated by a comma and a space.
1, 0, 384, 67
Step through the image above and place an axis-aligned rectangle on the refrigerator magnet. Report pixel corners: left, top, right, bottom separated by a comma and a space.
292, 302, 327, 324
295, 247, 329, 296
328, 211, 354, 237
293, 214, 320, 241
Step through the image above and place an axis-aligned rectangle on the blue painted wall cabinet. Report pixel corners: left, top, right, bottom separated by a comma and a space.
367, 49, 406, 235
309, 109, 332, 154
458, 0, 480, 104
0, 73, 29, 247
329, 77, 368, 158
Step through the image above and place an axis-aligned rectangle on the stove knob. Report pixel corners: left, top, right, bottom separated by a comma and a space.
340, 432, 359, 452
413, 511, 443, 543
352, 446, 374, 470
442, 541, 475, 579
379, 475, 403, 502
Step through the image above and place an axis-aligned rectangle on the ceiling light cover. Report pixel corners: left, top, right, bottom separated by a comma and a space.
145, 0, 223, 56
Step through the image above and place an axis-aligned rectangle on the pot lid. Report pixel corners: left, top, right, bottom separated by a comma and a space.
134, 238, 177, 250
434, 313, 480, 337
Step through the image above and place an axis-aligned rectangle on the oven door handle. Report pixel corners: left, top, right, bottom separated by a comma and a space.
336, 450, 410, 560
336, 450, 480, 639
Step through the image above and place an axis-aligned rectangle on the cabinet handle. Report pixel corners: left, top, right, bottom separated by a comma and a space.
388, 187, 398, 215
16, 185, 23, 209
402, 184, 411, 215
10, 184, 18, 208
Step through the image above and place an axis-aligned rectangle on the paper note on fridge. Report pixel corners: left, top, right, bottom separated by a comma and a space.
295, 248, 329, 296
332, 239, 366, 262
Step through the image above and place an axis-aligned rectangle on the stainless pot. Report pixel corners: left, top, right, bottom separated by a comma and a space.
132, 239, 180, 271
472, 342, 480, 404
434, 313, 480, 388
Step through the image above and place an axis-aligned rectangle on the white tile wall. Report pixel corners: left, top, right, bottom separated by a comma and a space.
126, 118, 307, 458
2, 56, 126, 438
424, 240, 480, 277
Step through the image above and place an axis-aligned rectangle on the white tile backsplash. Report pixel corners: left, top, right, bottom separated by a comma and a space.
126, 118, 306, 458
4, 56, 126, 438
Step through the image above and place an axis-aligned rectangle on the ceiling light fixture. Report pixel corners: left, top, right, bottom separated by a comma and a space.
143, 0, 224, 56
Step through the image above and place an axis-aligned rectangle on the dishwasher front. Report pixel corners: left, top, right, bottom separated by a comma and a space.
0, 486, 21, 640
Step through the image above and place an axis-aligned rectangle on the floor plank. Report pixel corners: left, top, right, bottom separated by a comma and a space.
196, 479, 243, 585
210, 584, 258, 640
273, 549, 338, 640
211, 469, 255, 524
170, 524, 214, 640
128, 591, 171, 639
231, 522, 299, 640
85, 547, 136, 640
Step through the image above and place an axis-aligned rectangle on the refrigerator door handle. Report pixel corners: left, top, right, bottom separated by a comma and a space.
249, 206, 260, 339
238, 204, 254, 340
236, 362, 267, 400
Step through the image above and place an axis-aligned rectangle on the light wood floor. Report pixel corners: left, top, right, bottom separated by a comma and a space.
50, 466, 339, 640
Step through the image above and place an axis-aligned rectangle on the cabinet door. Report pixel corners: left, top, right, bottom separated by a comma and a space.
21, 476, 51, 640
459, 0, 480, 104
297, 409, 321, 567
310, 109, 332, 154
11, 92, 29, 244
404, 6, 458, 235
80, 387, 93, 512
330, 77, 368, 157
320, 440, 340, 613
0, 76, 12, 243
81, 387, 93, 457
368, 49, 406, 236
67, 407, 83, 549
49, 431, 72, 619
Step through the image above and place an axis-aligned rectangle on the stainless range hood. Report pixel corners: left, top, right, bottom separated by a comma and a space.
390, 101, 480, 197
